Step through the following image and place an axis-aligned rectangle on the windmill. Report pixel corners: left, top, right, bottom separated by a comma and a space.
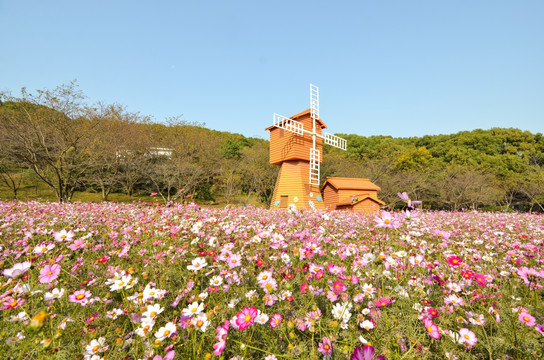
265, 84, 348, 209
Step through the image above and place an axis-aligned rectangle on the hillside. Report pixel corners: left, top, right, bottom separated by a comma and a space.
1, 85, 543, 210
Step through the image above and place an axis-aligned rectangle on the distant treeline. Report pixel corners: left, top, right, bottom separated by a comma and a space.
1, 83, 543, 211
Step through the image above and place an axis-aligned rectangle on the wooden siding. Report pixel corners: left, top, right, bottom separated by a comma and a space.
337, 198, 381, 214
322, 183, 339, 210
269, 160, 325, 210
268, 111, 324, 165
337, 189, 378, 202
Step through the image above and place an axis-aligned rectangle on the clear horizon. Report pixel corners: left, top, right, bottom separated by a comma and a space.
1, 0, 542, 139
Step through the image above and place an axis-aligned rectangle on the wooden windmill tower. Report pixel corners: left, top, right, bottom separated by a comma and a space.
265, 84, 347, 210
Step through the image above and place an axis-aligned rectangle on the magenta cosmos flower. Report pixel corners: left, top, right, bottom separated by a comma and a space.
350, 345, 385, 360
235, 306, 258, 330
447, 256, 463, 266
270, 313, 283, 328
39, 264, 61, 284
374, 297, 391, 308
69, 289, 92, 305
318, 336, 333, 356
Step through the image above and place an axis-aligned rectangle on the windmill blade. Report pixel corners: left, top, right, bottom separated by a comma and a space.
309, 148, 320, 185
320, 132, 347, 151
310, 84, 319, 121
273, 113, 305, 135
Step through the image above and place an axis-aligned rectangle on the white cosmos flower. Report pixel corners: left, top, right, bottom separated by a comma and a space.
44, 288, 65, 301
142, 304, 164, 320
255, 311, 269, 325
187, 257, 207, 272
360, 320, 374, 330
154, 321, 176, 341
192, 313, 209, 332
181, 301, 204, 317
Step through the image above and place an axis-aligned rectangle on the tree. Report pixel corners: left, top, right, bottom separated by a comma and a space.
0, 82, 101, 202
0, 150, 25, 200
239, 142, 277, 205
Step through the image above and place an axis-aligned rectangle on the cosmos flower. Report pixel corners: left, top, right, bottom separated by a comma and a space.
518, 311, 536, 326
2, 262, 31, 278
350, 345, 385, 360
236, 306, 258, 330
155, 322, 176, 341
38, 264, 61, 284
69, 289, 92, 306
187, 257, 207, 272
318, 336, 333, 356
458, 328, 477, 348
270, 313, 283, 328
423, 318, 440, 339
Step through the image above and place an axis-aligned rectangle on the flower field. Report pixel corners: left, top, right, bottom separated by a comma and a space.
1, 201, 543, 360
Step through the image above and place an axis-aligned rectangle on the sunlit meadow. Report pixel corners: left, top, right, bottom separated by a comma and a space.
1, 200, 543, 359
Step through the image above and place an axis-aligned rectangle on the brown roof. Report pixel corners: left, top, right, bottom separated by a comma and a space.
321, 177, 382, 191
336, 194, 385, 206
265, 108, 327, 131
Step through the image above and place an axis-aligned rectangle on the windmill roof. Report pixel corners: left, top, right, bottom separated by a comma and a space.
336, 194, 385, 206
321, 177, 382, 191
265, 108, 327, 131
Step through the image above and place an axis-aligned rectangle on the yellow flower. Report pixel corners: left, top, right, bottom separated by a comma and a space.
30, 311, 48, 330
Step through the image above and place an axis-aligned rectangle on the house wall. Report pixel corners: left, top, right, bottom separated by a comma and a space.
337, 190, 377, 202
353, 199, 380, 214
268, 113, 324, 165
322, 184, 339, 210
269, 160, 324, 210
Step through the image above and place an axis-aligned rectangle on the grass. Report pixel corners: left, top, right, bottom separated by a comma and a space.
0, 181, 268, 208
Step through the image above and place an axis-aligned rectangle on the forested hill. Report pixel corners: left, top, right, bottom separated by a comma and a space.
0, 85, 543, 210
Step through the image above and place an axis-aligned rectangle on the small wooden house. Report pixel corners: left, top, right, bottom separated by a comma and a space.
321, 177, 384, 213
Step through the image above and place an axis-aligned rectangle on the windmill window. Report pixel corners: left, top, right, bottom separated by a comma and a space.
280, 195, 288, 208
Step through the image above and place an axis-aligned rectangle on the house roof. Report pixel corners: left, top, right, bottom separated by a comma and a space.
265, 108, 327, 131
321, 177, 382, 191
336, 194, 385, 207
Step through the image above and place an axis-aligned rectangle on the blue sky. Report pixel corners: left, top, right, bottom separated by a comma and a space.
1, 0, 543, 139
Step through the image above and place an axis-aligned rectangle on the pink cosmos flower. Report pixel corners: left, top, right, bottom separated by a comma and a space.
374, 211, 400, 228
423, 318, 440, 339
459, 328, 477, 348
69, 289, 92, 306
2, 296, 25, 310
153, 351, 175, 360
318, 336, 333, 356
517, 266, 544, 289
2, 261, 31, 278
300, 282, 309, 294
270, 313, 282, 328
227, 254, 242, 269
39, 264, 61, 284
235, 306, 258, 330
432, 229, 451, 239
518, 311, 536, 326
213, 320, 230, 355
535, 324, 544, 336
